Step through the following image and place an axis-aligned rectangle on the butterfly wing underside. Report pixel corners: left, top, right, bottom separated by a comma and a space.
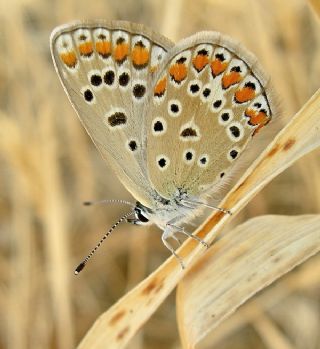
146, 32, 275, 200
50, 21, 174, 206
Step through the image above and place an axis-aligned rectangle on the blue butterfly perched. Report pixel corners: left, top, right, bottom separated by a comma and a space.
50, 20, 276, 272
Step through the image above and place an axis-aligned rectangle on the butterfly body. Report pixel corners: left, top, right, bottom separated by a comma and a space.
132, 192, 203, 229
51, 21, 276, 266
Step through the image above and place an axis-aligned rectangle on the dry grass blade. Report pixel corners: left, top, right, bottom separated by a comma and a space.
308, 0, 320, 19
77, 82, 320, 349
176, 214, 320, 348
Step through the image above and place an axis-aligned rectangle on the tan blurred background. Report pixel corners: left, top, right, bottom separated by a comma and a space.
0, 0, 319, 348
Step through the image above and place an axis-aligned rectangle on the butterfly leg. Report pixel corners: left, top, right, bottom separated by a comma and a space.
161, 226, 185, 269
167, 223, 210, 249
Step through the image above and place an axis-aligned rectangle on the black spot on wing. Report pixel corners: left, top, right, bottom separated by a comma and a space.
108, 112, 127, 127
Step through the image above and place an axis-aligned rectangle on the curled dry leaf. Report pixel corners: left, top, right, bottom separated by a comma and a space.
77, 90, 320, 349
176, 214, 320, 348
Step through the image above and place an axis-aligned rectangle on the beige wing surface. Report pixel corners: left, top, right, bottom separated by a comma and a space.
50, 20, 174, 207
146, 32, 276, 200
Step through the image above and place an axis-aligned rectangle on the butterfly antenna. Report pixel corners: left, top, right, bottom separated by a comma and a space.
74, 211, 134, 275
83, 199, 135, 207
182, 199, 232, 215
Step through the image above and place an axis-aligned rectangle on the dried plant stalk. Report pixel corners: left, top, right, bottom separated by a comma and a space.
308, 0, 320, 18
77, 89, 320, 349
176, 214, 320, 348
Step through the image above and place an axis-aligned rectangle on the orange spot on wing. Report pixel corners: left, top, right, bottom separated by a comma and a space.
154, 77, 167, 97
192, 54, 209, 72
245, 108, 269, 125
210, 59, 228, 77
95, 41, 111, 58
245, 108, 270, 135
222, 71, 242, 89
169, 63, 187, 83
132, 45, 149, 68
114, 43, 129, 63
234, 86, 256, 103
78, 42, 93, 57
60, 51, 77, 68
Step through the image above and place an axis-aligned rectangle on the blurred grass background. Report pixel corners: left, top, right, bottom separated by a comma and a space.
0, 0, 319, 348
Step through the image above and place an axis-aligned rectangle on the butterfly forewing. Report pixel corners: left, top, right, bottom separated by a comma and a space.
50, 21, 174, 206
146, 32, 274, 199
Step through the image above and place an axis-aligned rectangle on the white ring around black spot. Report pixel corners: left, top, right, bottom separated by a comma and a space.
105, 108, 127, 130
187, 79, 202, 97
127, 139, 138, 152
197, 154, 209, 168
211, 97, 225, 112
200, 83, 212, 102
226, 121, 244, 142
88, 69, 103, 90
102, 67, 117, 89
183, 148, 195, 164
117, 68, 131, 90
218, 109, 233, 125
152, 117, 167, 136
156, 154, 170, 171
132, 80, 147, 102
81, 86, 96, 104
168, 99, 182, 117
227, 147, 241, 162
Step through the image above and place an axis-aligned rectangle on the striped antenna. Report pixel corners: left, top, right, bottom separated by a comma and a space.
83, 199, 135, 207
74, 211, 134, 275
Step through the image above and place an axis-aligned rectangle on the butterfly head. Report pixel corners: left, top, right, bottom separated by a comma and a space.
127, 189, 206, 229
127, 201, 153, 226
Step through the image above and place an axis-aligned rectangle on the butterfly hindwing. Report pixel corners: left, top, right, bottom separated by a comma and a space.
146, 32, 275, 200
50, 20, 174, 206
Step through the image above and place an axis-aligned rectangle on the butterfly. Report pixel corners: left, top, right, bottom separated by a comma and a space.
50, 20, 275, 273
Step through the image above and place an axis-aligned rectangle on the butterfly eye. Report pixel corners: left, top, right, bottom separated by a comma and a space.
135, 208, 149, 223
